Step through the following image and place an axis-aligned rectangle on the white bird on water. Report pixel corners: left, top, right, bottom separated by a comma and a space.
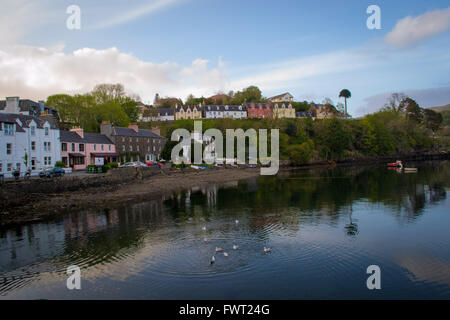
202, 226, 206, 231
215, 247, 223, 252
223, 252, 229, 257
203, 238, 208, 242
264, 247, 271, 253
235, 220, 239, 224
210, 255, 215, 264
232, 245, 239, 250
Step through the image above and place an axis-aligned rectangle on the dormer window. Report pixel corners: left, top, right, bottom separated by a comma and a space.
30, 126, 36, 136
4, 123, 14, 135
44, 127, 49, 136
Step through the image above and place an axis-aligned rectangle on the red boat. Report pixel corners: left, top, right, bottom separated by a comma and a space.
387, 160, 402, 167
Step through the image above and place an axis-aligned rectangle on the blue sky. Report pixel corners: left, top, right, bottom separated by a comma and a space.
1, 0, 449, 116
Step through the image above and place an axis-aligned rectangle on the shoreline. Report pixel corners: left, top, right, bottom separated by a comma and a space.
0, 167, 262, 227
1, 151, 449, 227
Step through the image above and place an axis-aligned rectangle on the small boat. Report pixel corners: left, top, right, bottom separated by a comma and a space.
398, 162, 418, 173
387, 160, 402, 167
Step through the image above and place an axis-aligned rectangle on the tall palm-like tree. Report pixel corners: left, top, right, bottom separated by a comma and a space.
339, 89, 351, 116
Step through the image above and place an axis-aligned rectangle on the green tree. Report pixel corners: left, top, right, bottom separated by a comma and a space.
287, 139, 314, 165
423, 109, 443, 133
404, 98, 423, 123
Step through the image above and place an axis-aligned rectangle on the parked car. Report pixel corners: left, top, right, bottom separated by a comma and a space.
145, 162, 162, 167
39, 167, 65, 178
120, 162, 147, 168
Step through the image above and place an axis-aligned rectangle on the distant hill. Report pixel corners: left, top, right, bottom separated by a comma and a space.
428, 104, 450, 112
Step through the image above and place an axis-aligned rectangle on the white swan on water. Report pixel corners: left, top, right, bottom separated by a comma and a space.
202, 226, 206, 231
223, 252, 229, 257
264, 247, 271, 253
210, 255, 215, 264
232, 245, 238, 250
215, 247, 223, 252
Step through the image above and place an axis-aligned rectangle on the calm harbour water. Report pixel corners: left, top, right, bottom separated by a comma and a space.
1, 161, 449, 299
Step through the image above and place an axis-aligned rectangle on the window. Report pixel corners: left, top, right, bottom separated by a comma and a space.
44, 142, 51, 152
130, 145, 133, 152
44, 127, 49, 136
108, 145, 111, 151
137, 145, 139, 152
93, 144, 96, 151
79, 144, 84, 152
122, 145, 125, 152
16, 163, 21, 171
31, 126, 36, 136
44, 157, 52, 166
101, 144, 104, 151
61, 143, 67, 151
74, 157, 84, 165
7, 163, 12, 171
0, 162, 2, 173
4, 123, 14, 135
122, 137, 125, 142
6, 143, 12, 155
31, 141, 36, 151
71, 143, 75, 152
129, 137, 132, 142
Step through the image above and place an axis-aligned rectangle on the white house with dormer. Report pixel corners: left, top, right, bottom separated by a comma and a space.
0, 98, 60, 178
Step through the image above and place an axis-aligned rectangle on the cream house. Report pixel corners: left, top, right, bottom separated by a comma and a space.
175, 105, 202, 120
272, 103, 296, 119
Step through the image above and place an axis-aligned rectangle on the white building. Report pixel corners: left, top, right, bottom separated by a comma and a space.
140, 107, 175, 122
203, 105, 224, 119
202, 105, 247, 119
0, 112, 60, 178
223, 105, 247, 119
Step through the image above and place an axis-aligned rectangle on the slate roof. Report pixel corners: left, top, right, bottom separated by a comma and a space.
60, 131, 114, 144
203, 105, 245, 112
268, 92, 293, 100
84, 133, 114, 144
296, 112, 313, 117
0, 99, 57, 116
245, 103, 272, 109
60, 130, 85, 143
112, 127, 164, 139
0, 112, 54, 131
157, 108, 175, 116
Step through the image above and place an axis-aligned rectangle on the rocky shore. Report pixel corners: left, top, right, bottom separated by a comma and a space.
0, 166, 261, 227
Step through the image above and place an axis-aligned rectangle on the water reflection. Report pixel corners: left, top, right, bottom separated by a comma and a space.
0, 161, 449, 299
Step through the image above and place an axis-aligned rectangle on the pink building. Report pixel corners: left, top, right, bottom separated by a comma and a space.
60, 128, 119, 171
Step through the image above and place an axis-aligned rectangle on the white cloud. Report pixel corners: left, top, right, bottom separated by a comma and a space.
229, 49, 372, 92
0, 45, 227, 103
91, 0, 187, 29
385, 7, 450, 47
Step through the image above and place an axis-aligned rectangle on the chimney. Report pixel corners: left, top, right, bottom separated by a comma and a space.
70, 127, 84, 138
38, 101, 45, 113
128, 122, 139, 132
5, 97, 20, 114
100, 121, 112, 138
151, 126, 161, 136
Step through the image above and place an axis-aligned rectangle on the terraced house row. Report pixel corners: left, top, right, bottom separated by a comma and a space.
0, 97, 166, 178
141, 102, 299, 121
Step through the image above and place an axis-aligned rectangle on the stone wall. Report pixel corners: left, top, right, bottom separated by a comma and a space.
0, 167, 162, 211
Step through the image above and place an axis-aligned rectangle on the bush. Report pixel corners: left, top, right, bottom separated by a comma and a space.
109, 162, 119, 169
55, 161, 66, 168
287, 139, 314, 165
